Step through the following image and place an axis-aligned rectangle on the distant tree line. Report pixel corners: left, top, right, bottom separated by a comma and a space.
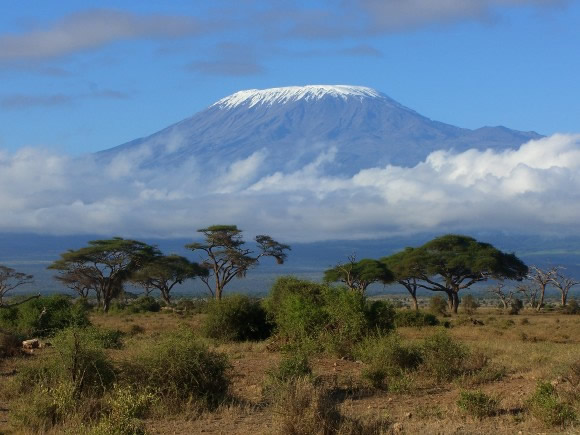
1, 231, 578, 314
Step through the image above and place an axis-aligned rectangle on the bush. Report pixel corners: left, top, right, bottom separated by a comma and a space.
266, 277, 394, 356
356, 334, 421, 390
91, 386, 157, 435
0, 295, 90, 337
563, 298, 580, 315
528, 382, 577, 427
461, 295, 480, 315
0, 330, 21, 358
122, 330, 230, 410
10, 327, 116, 431
509, 298, 523, 315
271, 377, 390, 435
174, 298, 209, 314
365, 300, 396, 332
428, 295, 448, 316
203, 294, 272, 342
457, 390, 499, 418
421, 331, 469, 382
111, 296, 161, 314
263, 353, 313, 402
394, 310, 439, 328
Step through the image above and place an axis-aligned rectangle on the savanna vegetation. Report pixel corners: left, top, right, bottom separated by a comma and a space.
0, 231, 578, 434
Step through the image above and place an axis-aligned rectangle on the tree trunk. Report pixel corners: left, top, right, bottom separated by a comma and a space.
102, 298, 111, 313
411, 296, 418, 311
161, 289, 171, 305
452, 292, 460, 314
216, 286, 223, 301
561, 291, 567, 307
536, 285, 546, 312
446, 292, 454, 312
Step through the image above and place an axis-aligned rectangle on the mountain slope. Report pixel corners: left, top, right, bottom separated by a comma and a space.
99, 85, 542, 175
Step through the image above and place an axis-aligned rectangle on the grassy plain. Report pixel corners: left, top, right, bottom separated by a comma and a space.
1, 305, 579, 434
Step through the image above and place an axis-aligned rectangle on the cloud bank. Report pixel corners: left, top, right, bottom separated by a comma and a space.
1, 134, 578, 242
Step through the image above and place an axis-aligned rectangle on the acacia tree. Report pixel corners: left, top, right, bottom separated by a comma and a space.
488, 282, 516, 310
49, 238, 160, 312
550, 268, 579, 307
324, 255, 394, 295
382, 248, 423, 311
397, 235, 528, 314
527, 266, 558, 311
130, 254, 208, 304
186, 225, 290, 300
0, 265, 35, 307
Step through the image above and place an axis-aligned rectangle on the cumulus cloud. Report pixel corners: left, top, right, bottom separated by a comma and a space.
0, 9, 201, 60
0, 134, 579, 241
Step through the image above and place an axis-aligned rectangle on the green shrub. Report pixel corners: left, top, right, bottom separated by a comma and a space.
365, 300, 396, 332
122, 330, 230, 410
563, 298, 580, 315
174, 298, 209, 314
528, 382, 577, 427
428, 295, 448, 316
271, 376, 390, 434
266, 277, 394, 356
111, 296, 161, 314
421, 331, 469, 382
203, 294, 272, 342
270, 353, 313, 383
92, 328, 124, 349
91, 386, 157, 435
10, 327, 115, 431
509, 298, 523, 315
461, 295, 480, 315
0, 295, 90, 337
394, 310, 439, 327
457, 390, 499, 418
0, 330, 21, 358
355, 334, 421, 390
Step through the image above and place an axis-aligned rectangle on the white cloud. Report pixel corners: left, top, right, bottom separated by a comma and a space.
0, 134, 579, 241
0, 9, 200, 60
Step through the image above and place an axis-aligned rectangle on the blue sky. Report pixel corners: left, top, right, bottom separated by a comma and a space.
1, 0, 578, 155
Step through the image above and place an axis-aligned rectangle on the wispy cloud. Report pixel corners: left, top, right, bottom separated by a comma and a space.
0, 134, 578, 241
0, 9, 201, 60
1, 89, 131, 109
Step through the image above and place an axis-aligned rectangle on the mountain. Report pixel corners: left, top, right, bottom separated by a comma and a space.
98, 85, 542, 175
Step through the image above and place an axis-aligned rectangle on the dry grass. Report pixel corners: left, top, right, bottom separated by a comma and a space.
0, 308, 578, 434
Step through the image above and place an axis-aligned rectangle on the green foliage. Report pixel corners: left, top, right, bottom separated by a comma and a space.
461, 294, 480, 314
122, 330, 230, 410
203, 294, 272, 341
10, 327, 116, 431
49, 237, 161, 312
528, 382, 577, 427
127, 296, 161, 313
563, 298, 580, 314
421, 331, 469, 382
0, 330, 21, 358
509, 298, 524, 315
394, 310, 440, 327
457, 390, 499, 418
266, 277, 394, 356
0, 294, 90, 336
91, 386, 157, 435
365, 300, 397, 332
186, 225, 290, 300
323, 258, 394, 293
428, 295, 448, 316
355, 334, 422, 390
130, 254, 208, 304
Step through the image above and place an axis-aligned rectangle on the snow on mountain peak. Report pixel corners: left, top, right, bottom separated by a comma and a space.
211, 85, 383, 109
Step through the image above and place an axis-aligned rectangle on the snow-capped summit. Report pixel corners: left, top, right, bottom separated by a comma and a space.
100, 85, 541, 176
211, 85, 384, 109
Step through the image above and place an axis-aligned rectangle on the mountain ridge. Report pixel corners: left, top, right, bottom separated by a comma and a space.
99, 85, 542, 175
